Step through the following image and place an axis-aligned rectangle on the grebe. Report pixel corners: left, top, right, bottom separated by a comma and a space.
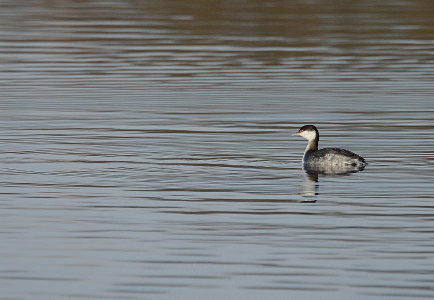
294, 125, 367, 172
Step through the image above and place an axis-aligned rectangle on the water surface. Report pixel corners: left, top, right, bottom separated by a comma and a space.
0, 0, 433, 299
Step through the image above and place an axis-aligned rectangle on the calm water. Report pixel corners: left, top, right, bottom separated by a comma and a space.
1, 0, 434, 299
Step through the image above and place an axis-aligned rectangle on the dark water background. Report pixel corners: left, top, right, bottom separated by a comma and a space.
0, 0, 433, 299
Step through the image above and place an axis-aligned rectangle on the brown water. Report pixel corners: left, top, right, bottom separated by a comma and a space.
1, 0, 433, 299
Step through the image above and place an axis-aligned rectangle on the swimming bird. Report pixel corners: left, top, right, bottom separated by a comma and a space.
294, 125, 367, 174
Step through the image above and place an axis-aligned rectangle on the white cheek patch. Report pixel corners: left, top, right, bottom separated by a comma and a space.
300, 130, 316, 140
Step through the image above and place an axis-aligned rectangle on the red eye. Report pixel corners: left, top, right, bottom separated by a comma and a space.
300, 129, 303, 132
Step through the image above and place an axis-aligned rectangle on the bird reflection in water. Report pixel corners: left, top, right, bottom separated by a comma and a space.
299, 163, 366, 199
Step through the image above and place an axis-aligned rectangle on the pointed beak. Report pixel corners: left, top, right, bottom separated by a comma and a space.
292, 132, 300, 136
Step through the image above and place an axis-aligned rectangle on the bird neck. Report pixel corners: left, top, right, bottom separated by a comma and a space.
305, 137, 318, 152
303, 137, 319, 163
